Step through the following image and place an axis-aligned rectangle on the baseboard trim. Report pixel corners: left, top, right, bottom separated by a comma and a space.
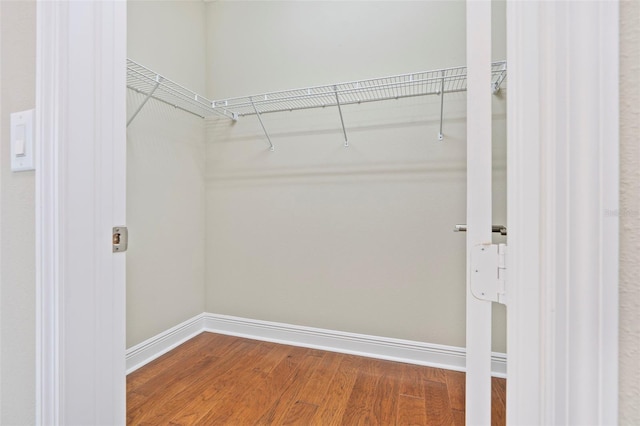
203, 313, 506, 378
126, 313, 205, 374
126, 312, 506, 378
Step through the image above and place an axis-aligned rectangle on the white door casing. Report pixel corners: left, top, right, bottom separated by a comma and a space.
506, 1, 619, 424
36, 1, 127, 424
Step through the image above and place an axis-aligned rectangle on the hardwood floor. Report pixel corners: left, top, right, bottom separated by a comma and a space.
127, 332, 506, 425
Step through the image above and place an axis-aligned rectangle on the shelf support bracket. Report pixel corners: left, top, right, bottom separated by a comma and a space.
127, 77, 161, 127
438, 71, 445, 141
333, 86, 349, 147
250, 97, 275, 152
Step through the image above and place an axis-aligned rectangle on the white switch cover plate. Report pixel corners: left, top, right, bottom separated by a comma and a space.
11, 109, 35, 172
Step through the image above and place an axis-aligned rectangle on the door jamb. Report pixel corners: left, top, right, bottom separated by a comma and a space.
506, 1, 619, 424
35, 1, 127, 424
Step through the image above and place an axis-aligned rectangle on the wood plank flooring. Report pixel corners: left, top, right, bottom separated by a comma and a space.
127, 332, 506, 425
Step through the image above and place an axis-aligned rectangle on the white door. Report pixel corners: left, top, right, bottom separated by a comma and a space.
465, 2, 498, 425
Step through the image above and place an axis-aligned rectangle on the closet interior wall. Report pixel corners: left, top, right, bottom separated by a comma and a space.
126, 0, 507, 353
204, 1, 506, 350
126, 1, 207, 347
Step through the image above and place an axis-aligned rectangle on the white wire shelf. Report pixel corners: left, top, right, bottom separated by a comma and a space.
126, 59, 223, 126
126, 58, 507, 148
213, 61, 507, 120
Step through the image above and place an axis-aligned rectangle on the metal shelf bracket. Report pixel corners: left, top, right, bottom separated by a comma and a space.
250, 97, 275, 152
127, 77, 161, 127
438, 70, 445, 141
333, 86, 349, 147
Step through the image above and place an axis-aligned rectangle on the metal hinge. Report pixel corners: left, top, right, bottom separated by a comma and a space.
470, 243, 507, 305
112, 226, 128, 253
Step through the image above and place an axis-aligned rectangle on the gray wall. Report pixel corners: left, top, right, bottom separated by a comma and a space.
203, 1, 507, 351
0, 1, 36, 424
126, 0, 207, 348
619, 0, 640, 423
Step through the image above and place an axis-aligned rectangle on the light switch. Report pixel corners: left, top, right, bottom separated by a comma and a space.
15, 139, 26, 157
15, 125, 26, 157
10, 109, 35, 172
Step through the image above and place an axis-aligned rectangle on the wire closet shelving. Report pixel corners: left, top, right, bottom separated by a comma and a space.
127, 59, 507, 150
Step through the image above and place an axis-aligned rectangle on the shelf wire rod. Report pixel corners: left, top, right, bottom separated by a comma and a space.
340, 84, 351, 104
292, 89, 315, 110
393, 77, 402, 99
403, 76, 409, 98
451, 71, 458, 91
343, 83, 356, 104
426, 75, 432, 98
333, 86, 348, 147
346, 82, 355, 103
127, 78, 161, 127
129, 68, 201, 107
378, 78, 387, 100
363, 81, 373, 103
438, 70, 445, 141
492, 63, 507, 94
219, 74, 452, 114
127, 87, 209, 119
284, 90, 301, 110
458, 68, 467, 91
385, 77, 394, 100
250, 97, 275, 152
375, 78, 384, 101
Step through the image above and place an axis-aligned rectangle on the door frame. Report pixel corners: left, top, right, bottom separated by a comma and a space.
505, 1, 619, 424
35, 1, 126, 424
34, 1, 619, 424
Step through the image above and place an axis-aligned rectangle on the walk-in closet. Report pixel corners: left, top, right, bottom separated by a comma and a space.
125, 1, 508, 423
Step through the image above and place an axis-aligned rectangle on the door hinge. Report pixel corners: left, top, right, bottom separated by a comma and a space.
470, 243, 507, 305
112, 226, 128, 253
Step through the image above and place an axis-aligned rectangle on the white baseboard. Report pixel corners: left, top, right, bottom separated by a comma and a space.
125, 313, 206, 374
203, 313, 506, 378
126, 312, 507, 378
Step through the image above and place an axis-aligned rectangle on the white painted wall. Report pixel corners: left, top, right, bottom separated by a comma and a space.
203, 1, 507, 351
126, 1, 207, 347
0, 2, 36, 425
620, 1, 640, 423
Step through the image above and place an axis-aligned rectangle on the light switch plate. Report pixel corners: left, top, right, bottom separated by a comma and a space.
11, 109, 35, 172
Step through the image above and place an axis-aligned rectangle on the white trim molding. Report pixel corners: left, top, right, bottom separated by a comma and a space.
204, 314, 507, 377
126, 314, 206, 374
506, 1, 542, 424
126, 313, 507, 378
36, 1, 127, 424
507, 1, 619, 425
